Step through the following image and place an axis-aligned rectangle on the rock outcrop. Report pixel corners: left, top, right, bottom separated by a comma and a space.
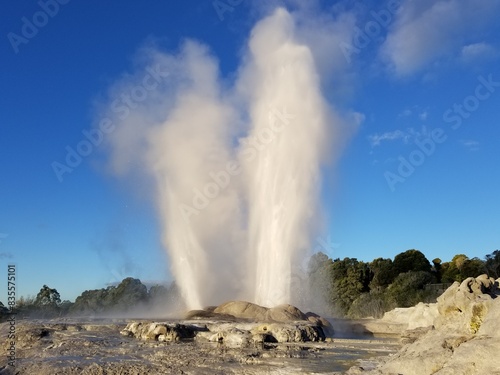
434, 274, 498, 333
351, 303, 439, 336
122, 301, 331, 348
359, 274, 500, 375
378, 302, 439, 331
195, 321, 325, 347
189, 300, 333, 336
212, 301, 269, 321
120, 322, 203, 342
210, 301, 308, 323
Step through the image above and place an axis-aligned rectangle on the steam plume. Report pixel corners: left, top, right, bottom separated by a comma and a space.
101, 7, 358, 310
239, 9, 328, 306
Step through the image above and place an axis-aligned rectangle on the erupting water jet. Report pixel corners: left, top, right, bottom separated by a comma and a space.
103, 7, 354, 310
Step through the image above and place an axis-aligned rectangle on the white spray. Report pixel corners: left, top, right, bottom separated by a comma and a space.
103, 7, 355, 310
239, 9, 328, 306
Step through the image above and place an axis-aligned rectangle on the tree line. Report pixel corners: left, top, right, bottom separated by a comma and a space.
0, 277, 181, 320
306, 249, 500, 318
1, 249, 499, 321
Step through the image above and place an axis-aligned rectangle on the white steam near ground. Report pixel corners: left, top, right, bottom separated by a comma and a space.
99, 7, 362, 311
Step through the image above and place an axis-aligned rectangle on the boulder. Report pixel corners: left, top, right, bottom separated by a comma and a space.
477, 296, 500, 337
431, 336, 500, 375
435, 275, 499, 334
195, 326, 253, 348
305, 312, 334, 335
251, 323, 325, 342
358, 302, 438, 335
195, 321, 325, 347
135, 301, 330, 348
120, 322, 200, 342
184, 309, 236, 321
213, 301, 269, 321
267, 304, 307, 322
380, 302, 439, 331
363, 275, 500, 375
209, 300, 312, 323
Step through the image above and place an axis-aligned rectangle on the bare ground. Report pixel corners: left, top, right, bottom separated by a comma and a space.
0, 319, 399, 375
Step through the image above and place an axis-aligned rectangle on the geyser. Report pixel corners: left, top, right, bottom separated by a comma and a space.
241, 10, 328, 307
103, 7, 354, 310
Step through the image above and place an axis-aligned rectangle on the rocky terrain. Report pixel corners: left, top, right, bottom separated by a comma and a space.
0, 301, 399, 375
3, 278, 499, 374
348, 274, 500, 375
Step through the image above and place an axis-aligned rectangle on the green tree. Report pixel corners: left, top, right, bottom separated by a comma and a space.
71, 277, 148, 314
59, 300, 74, 315
307, 252, 335, 314
393, 249, 432, 274
452, 254, 468, 270
71, 287, 112, 314
308, 252, 330, 274
460, 257, 486, 278
330, 258, 370, 316
347, 290, 391, 319
369, 258, 396, 289
485, 250, 500, 278
15, 295, 36, 316
148, 283, 182, 308
0, 301, 9, 322
441, 254, 485, 283
386, 271, 436, 307
441, 261, 460, 283
33, 285, 61, 318
109, 277, 148, 309
432, 258, 442, 283
149, 285, 169, 302
35, 285, 61, 307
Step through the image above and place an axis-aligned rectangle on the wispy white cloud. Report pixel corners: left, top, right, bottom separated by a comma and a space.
408, 126, 432, 139
398, 108, 413, 118
461, 42, 498, 63
397, 106, 429, 120
380, 0, 500, 76
459, 139, 480, 151
369, 126, 431, 147
369, 130, 409, 147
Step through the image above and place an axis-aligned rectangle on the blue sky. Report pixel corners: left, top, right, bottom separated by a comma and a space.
1, 0, 499, 303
